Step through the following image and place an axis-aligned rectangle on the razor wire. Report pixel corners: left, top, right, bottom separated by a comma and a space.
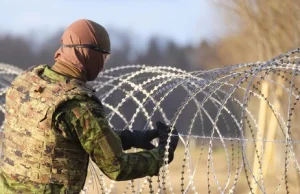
0, 48, 300, 193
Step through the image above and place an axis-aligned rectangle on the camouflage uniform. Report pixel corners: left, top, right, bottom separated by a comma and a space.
0, 65, 164, 194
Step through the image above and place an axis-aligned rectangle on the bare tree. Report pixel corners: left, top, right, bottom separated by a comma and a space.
215, 1, 300, 193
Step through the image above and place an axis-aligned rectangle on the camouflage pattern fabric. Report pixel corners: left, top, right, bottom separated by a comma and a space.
0, 65, 164, 194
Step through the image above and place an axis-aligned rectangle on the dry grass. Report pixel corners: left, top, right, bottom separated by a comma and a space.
83, 141, 300, 194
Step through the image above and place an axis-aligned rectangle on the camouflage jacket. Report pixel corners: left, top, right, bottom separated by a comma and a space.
0, 65, 164, 194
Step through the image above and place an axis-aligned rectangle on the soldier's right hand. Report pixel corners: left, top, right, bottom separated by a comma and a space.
156, 121, 179, 164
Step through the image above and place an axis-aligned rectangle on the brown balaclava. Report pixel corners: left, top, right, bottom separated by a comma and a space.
52, 19, 110, 81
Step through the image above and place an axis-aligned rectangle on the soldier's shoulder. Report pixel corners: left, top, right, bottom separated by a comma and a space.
23, 64, 48, 73
56, 99, 103, 122
57, 97, 102, 114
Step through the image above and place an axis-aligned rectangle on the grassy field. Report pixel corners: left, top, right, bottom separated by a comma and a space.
83, 142, 300, 194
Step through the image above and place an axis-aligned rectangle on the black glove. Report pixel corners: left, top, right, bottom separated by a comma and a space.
156, 121, 179, 164
120, 129, 158, 150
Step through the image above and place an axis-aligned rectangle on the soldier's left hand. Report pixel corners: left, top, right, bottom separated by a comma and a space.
120, 129, 158, 150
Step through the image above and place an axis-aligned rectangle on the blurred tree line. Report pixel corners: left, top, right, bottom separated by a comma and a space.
0, 28, 219, 71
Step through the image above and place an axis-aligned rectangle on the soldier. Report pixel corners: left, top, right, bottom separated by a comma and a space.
0, 19, 179, 193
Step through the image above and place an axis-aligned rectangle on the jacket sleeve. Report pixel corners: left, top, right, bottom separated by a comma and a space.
54, 99, 164, 181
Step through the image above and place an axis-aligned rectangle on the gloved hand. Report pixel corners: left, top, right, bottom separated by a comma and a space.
156, 121, 179, 164
120, 129, 158, 150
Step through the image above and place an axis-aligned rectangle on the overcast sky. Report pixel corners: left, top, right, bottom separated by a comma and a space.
0, 0, 228, 45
